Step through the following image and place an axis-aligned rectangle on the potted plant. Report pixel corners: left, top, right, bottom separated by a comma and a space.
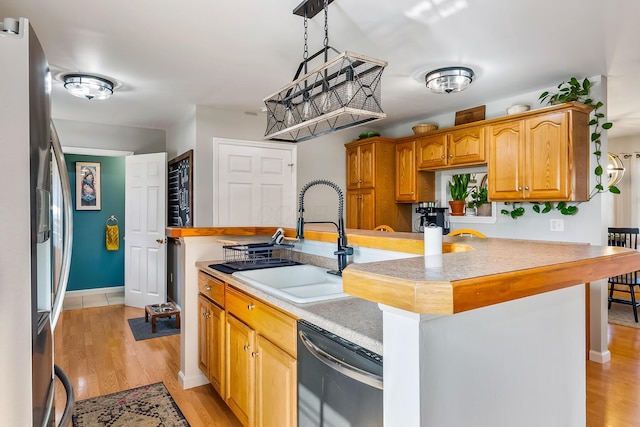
468, 186, 491, 216
448, 173, 471, 216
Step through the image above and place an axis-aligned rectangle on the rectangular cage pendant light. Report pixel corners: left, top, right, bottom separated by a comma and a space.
264, 51, 387, 142
263, 0, 387, 143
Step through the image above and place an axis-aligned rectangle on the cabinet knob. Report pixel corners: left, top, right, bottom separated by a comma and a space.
525, 186, 530, 190
204, 285, 211, 291
202, 312, 210, 319
518, 186, 522, 191
247, 304, 255, 310
251, 351, 260, 358
441, 155, 445, 159
449, 154, 454, 158
411, 192, 414, 194
243, 344, 250, 351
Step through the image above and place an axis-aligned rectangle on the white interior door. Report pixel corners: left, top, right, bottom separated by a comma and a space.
214, 139, 296, 226
125, 152, 167, 308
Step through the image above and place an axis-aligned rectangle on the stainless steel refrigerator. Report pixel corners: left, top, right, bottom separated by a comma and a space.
0, 17, 74, 426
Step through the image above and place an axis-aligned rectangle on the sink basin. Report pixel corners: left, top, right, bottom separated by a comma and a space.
232, 264, 349, 304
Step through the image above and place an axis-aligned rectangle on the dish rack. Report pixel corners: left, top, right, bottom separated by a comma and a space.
223, 243, 294, 267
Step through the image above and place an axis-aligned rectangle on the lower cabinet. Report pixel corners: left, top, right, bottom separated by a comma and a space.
198, 294, 225, 397
199, 272, 297, 427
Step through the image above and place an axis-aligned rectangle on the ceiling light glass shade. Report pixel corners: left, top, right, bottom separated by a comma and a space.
264, 51, 387, 142
63, 74, 114, 100
607, 153, 625, 187
425, 66, 474, 94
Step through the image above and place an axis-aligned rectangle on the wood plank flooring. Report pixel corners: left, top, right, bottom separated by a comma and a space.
54, 305, 241, 426
55, 304, 640, 426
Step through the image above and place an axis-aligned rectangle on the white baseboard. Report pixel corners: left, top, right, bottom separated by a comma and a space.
178, 370, 208, 389
589, 349, 611, 364
65, 286, 124, 298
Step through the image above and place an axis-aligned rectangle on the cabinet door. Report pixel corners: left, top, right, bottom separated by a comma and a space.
448, 127, 486, 166
395, 141, 418, 202
346, 146, 360, 190
417, 134, 448, 169
360, 189, 376, 230
255, 336, 297, 427
487, 120, 525, 200
358, 142, 376, 188
198, 295, 211, 378
525, 111, 570, 200
208, 302, 226, 397
346, 190, 360, 229
226, 315, 255, 427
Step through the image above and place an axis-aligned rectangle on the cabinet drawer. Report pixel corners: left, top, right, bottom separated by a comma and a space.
226, 287, 297, 356
199, 271, 225, 307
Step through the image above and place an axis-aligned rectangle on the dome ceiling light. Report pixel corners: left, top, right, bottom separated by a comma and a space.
425, 66, 474, 94
63, 74, 114, 100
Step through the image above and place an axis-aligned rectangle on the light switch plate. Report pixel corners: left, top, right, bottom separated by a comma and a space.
550, 219, 564, 232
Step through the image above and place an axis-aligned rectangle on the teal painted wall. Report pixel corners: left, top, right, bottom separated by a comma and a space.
66, 154, 125, 291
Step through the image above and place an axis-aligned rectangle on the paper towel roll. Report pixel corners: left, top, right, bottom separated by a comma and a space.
424, 225, 442, 256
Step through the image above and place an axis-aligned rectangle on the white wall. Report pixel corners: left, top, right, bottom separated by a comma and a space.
54, 118, 166, 154
167, 106, 365, 226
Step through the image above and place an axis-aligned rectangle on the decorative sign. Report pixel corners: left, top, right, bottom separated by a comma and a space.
168, 150, 193, 227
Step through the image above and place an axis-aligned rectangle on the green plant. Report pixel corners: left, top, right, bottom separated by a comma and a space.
468, 186, 489, 208
449, 173, 471, 201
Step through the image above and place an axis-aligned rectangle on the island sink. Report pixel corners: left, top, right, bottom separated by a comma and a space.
232, 264, 349, 304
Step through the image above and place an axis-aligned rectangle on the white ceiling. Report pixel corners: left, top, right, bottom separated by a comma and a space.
2, 0, 640, 139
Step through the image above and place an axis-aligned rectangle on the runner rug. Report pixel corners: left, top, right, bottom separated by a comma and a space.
127, 316, 180, 341
72, 382, 190, 426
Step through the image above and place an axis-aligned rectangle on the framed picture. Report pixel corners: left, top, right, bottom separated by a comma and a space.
76, 162, 101, 210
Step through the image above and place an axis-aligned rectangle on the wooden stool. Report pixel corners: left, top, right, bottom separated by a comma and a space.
144, 302, 180, 333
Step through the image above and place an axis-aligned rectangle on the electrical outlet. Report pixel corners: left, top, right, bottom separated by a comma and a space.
550, 219, 564, 232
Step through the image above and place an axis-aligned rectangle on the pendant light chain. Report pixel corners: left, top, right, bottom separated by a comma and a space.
303, 12, 309, 74
323, 0, 329, 48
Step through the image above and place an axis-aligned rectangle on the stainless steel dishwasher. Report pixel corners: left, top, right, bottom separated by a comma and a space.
297, 320, 383, 426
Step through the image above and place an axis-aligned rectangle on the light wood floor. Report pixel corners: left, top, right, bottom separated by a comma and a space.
55, 304, 640, 426
54, 305, 241, 427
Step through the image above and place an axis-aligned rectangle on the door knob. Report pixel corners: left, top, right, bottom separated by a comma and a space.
156, 238, 165, 244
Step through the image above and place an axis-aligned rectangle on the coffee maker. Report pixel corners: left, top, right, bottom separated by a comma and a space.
416, 202, 449, 234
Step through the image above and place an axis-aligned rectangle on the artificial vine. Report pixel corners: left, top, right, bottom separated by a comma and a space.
501, 77, 615, 219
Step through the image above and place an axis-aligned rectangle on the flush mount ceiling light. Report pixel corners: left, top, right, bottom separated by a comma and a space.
425, 66, 474, 94
63, 73, 114, 100
263, 0, 387, 142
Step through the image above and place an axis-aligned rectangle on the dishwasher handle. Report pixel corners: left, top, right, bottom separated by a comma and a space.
299, 330, 383, 390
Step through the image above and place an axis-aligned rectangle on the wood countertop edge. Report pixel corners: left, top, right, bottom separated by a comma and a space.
343, 249, 640, 314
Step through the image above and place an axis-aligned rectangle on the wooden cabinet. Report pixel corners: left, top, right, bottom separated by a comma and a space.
198, 272, 226, 397
346, 142, 375, 189
417, 127, 486, 170
198, 294, 225, 397
224, 287, 297, 427
345, 137, 413, 231
487, 103, 590, 201
396, 140, 435, 203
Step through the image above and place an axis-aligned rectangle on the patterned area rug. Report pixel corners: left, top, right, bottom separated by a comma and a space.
72, 382, 190, 427
608, 302, 640, 329
128, 316, 180, 341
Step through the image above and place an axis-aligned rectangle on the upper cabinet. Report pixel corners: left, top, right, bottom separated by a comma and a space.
346, 141, 376, 189
487, 103, 591, 202
396, 140, 435, 203
417, 127, 486, 170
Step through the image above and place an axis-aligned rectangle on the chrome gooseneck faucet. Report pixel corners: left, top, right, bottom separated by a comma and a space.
296, 179, 353, 276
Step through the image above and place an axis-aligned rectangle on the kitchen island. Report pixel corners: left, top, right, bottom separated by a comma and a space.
168, 226, 640, 427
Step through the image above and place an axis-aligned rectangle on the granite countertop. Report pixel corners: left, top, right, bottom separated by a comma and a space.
197, 261, 384, 354
343, 236, 640, 314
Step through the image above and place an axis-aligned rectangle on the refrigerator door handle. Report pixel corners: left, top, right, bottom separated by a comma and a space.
50, 120, 73, 329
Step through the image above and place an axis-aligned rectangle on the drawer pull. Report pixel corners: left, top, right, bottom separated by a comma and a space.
247, 304, 255, 310
204, 285, 211, 291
